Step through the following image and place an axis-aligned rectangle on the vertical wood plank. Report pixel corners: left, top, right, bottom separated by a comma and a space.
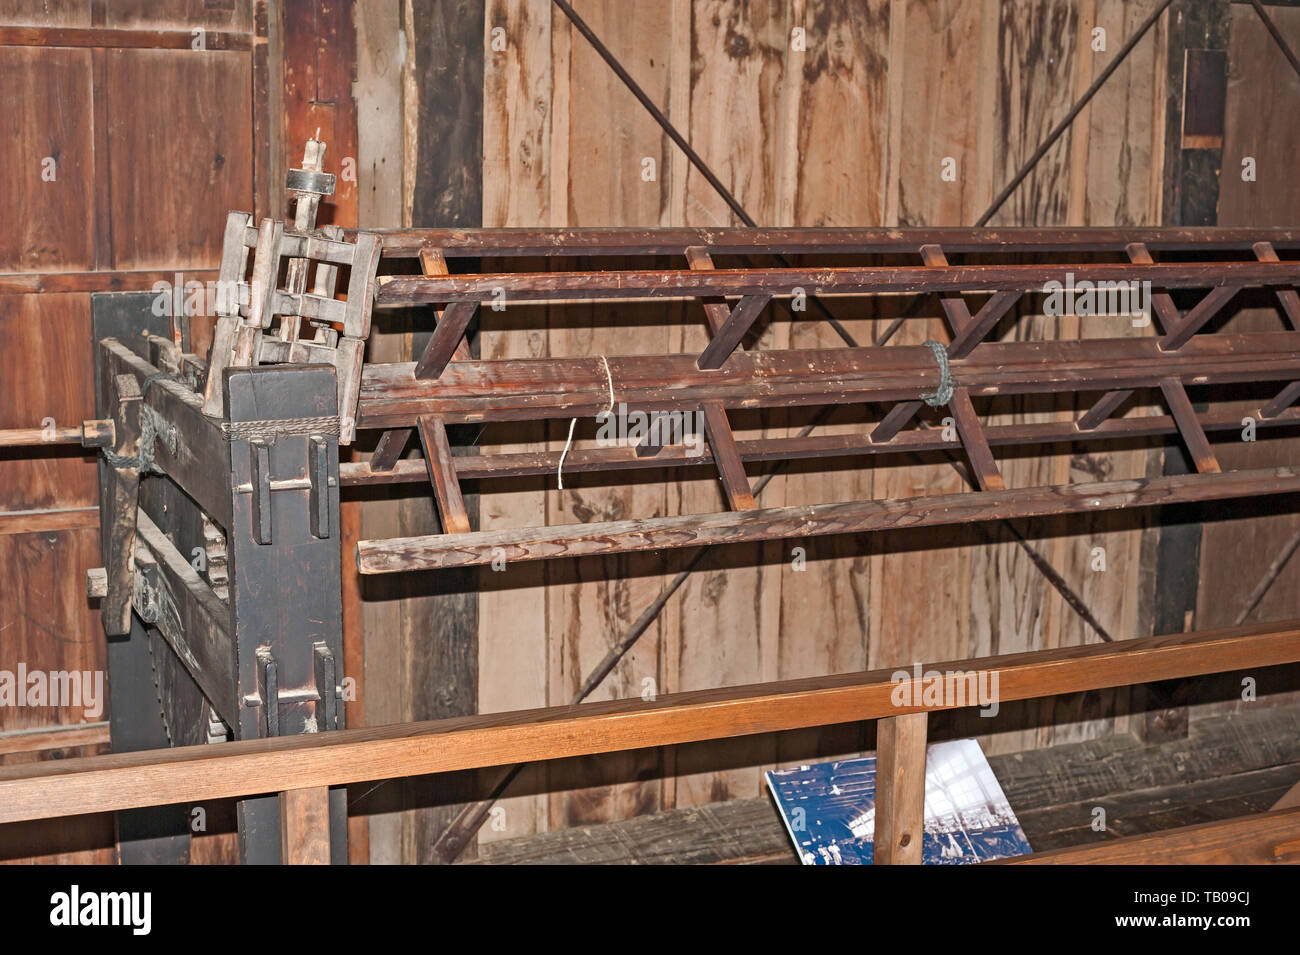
478, 0, 553, 846
874, 712, 928, 865
543, 0, 671, 833
279, 786, 332, 865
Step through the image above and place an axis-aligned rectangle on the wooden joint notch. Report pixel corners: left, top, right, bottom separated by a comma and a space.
696, 294, 772, 370
1160, 378, 1221, 474
684, 246, 734, 336
414, 249, 476, 379
1159, 284, 1243, 351
1124, 242, 1182, 334
918, 243, 971, 337
417, 415, 471, 534
700, 402, 755, 510
871, 291, 1022, 445
1253, 241, 1300, 331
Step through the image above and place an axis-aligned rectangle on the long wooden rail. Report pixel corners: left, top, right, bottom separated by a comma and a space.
1, 621, 1296, 827
356, 466, 1300, 573
377, 260, 1297, 304
362, 225, 1300, 257
356, 333, 1300, 426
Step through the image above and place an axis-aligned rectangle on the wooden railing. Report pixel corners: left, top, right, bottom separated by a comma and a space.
3, 620, 1300, 864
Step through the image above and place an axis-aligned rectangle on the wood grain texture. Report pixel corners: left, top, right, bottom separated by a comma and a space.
2, 619, 1298, 825
478, 0, 554, 845
0, 47, 95, 271
279, 786, 332, 864
0, 294, 98, 511
873, 712, 928, 865
106, 49, 253, 269
1190, 2, 1300, 725
358, 467, 1300, 572
540, 0, 675, 835
1002, 805, 1300, 864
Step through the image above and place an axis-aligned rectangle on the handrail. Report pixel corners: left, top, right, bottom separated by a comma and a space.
1, 620, 1297, 826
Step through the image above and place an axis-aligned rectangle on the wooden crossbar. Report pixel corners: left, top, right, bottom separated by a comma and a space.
0, 621, 1295, 825
355, 466, 1300, 573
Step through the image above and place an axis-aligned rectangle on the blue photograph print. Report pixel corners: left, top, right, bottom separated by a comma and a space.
765, 739, 1033, 865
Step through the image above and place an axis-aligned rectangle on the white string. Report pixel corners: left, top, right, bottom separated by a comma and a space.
558, 355, 616, 490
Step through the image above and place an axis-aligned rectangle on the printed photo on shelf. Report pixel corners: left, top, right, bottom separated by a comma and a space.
766, 739, 1033, 865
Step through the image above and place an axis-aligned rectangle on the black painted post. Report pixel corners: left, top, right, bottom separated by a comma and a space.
224, 364, 347, 864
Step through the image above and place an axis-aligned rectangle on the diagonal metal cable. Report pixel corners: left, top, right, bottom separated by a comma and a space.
433, 0, 1147, 862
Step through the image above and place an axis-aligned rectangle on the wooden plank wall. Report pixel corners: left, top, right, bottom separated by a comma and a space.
0, 0, 259, 864
0, 0, 362, 864
467, 0, 1171, 851
1190, 4, 1300, 712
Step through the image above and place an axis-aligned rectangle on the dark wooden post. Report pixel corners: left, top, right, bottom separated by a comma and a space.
224, 364, 347, 864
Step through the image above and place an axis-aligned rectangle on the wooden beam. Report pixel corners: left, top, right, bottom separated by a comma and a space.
375, 263, 1295, 305
947, 289, 1023, 359
413, 302, 478, 379
684, 246, 733, 335
1077, 389, 1134, 431
1001, 806, 1300, 865
870, 291, 1023, 444
369, 427, 412, 471
369, 226, 1300, 258
949, 388, 1004, 490
416, 415, 471, 534
1263, 380, 1300, 418
0, 723, 110, 756
874, 713, 928, 865
1160, 284, 1243, 350
1253, 241, 1300, 329
0, 26, 253, 50
360, 331, 1300, 428
918, 244, 971, 336
0, 620, 1297, 824
340, 402, 1300, 485
1124, 242, 1184, 333
0, 507, 100, 536
696, 294, 771, 369
1160, 378, 1221, 473
279, 786, 332, 864
355, 466, 1300, 573
701, 402, 754, 510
